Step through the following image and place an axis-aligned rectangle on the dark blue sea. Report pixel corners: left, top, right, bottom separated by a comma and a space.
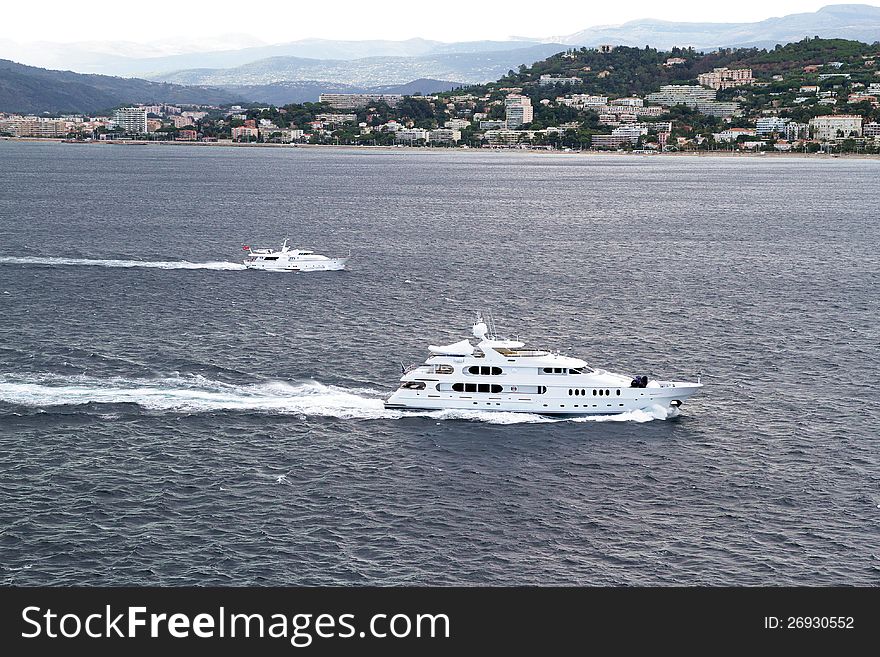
0, 141, 877, 585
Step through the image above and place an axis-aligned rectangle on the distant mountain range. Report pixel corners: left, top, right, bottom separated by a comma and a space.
553, 3, 880, 50
151, 44, 567, 88
225, 79, 465, 106
0, 60, 242, 114
0, 37, 551, 78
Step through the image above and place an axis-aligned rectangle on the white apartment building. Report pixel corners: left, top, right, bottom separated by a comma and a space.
697, 67, 754, 90
112, 107, 148, 134
863, 122, 880, 137
429, 129, 461, 144
395, 128, 430, 143
504, 95, 533, 129
479, 120, 506, 130
484, 129, 536, 146
539, 75, 582, 86
635, 106, 665, 117
319, 94, 403, 109
610, 97, 644, 107
644, 85, 738, 116
557, 94, 607, 109
646, 85, 716, 104
315, 113, 357, 125
647, 121, 673, 134
713, 128, 758, 142
756, 116, 789, 135
611, 124, 648, 142
809, 114, 863, 140
444, 119, 471, 129
266, 128, 304, 143
785, 122, 809, 140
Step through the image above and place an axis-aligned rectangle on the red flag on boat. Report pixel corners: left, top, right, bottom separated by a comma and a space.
242, 245, 250, 251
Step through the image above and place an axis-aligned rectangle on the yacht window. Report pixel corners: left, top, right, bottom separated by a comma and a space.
568, 389, 573, 396
616, 389, 620, 396
401, 381, 426, 390
606, 389, 610, 396
264, 256, 279, 260
598, 389, 604, 396
538, 386, 547, 394
434, 365, 454, 374
465, 383, 477, 393
581, 389, 586, 396
592, 389, 597, 396
542, 367, 552, 374
491, 384, 502, 393
468, 366, 503, 375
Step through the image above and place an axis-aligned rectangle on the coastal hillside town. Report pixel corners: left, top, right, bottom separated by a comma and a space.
2, 38, 879, 153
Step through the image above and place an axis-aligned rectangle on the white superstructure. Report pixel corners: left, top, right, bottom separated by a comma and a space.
385, 316, 703, 415
242, 239, 348, 272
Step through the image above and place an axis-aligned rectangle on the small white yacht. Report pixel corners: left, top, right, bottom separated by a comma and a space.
385, 316, 703, 415
242, 239, 348, 272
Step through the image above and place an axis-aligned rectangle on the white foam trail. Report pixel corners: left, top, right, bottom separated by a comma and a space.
0, 374, 383, 418
0, 373, 674, 423
0, 256, 245, 271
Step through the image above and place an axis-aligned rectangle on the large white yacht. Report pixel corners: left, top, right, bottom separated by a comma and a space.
242, 239, 348, 272
385, 316, 703, 415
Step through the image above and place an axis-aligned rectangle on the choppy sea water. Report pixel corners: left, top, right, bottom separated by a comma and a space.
0, 141, 877, 585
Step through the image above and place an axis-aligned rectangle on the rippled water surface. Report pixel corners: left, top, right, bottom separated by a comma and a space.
0, 142, 877, 585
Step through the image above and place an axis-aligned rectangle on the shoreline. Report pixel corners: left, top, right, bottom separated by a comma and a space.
2, 136, 879, 159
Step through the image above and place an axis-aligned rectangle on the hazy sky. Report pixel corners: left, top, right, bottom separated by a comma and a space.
0, 1, 861, 44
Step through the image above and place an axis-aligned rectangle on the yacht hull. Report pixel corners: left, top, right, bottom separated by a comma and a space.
385, 383, 702, 415
243, 257, 348, 272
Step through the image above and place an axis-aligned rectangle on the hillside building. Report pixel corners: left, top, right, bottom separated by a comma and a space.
809, 115, 863, 140
112, 107, 148, 134
504, 95, 533, 128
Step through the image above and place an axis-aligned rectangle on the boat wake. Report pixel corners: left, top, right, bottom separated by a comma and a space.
0, 373, 676, 423
0, 256, 246, 271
